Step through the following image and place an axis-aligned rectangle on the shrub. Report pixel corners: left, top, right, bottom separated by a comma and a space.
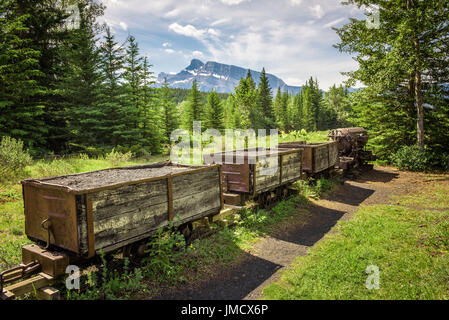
391, 145, 448, 172
105, 149, 133, 167
142, 223, 187, 283
0, 136, 32, 184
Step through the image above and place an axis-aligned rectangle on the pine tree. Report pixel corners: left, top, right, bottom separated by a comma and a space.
279, 91, 289, 132
60, 0, 105, 151
121, 35, 144, 149
234, 74, 257, 129
11, 0, 71, 153
0, 0, 45, 153
205, 90, 225, 132
140, 56, 163, 153
159, 78, 178, 143
336, 0, 449, 150
98, 27, 125, 148
273, 87, 282, 127
256, 68, 276, 130
184, 79, 203, 133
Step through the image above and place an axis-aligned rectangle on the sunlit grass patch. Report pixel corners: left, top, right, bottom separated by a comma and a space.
263, 181, 449, 300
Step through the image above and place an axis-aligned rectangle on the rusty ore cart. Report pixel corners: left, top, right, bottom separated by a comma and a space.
204, 148, 303, 207
1, 162, 224, 299
21, 161, 223, 258
278, 141, 338, 176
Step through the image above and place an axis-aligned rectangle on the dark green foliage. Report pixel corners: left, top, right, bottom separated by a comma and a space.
61, 0, 104, 151
183, 79, 203, 133
0, 0, 50, 154
234, 72, 258, 129
336, 0, 449, 155
204, 90, 224, 132
391, 145, 448, 172
256, 68, 276, 130
159, 78, 179, 143
97, 27, 125, 148
166, 87, 229, 105
139, 57, 163, 154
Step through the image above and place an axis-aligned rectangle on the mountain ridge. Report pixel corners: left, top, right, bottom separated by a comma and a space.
157, 59, 302, 94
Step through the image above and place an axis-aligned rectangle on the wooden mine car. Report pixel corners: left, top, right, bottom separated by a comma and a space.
278, 141, 338, 176
21, 162, 223, 259
328, 127, 376, 170
203, 148, 303, 207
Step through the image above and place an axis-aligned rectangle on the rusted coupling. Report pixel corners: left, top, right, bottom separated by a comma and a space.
0, 260, 41, 293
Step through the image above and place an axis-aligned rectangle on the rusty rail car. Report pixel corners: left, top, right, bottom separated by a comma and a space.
204, 148, 303, 206
1, 162, 223, 299
278, 141, 339, 176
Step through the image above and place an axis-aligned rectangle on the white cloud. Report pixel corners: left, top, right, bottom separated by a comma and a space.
211, 18, 230, 26
207, 28, 221, 37
165, 49, 175, 54
322, 17, 346, 29
310, 4, 325, 19
289, 0, 303, 6
192, 50, 203, 57
169, 22, 205, 39
220, 0, 248, 5
119, 21, 128, 30
164, 8, 180, 18
101, 0, 364, 88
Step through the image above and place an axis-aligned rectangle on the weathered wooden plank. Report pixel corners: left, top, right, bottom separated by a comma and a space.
94, 200, 169, 235
92, 180, 167, 210
94, 209, 169, 249
92, 167, 221, 250
328, 142, 338, 167
36, 287, 60, 300
2, 273, 54, 298
172, 170, 220, 200
314, 145, 329, 173
173, 187, 221, 220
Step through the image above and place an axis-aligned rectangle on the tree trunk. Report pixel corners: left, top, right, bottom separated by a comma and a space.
414, 42, 424, 149
415, 72, 424, 148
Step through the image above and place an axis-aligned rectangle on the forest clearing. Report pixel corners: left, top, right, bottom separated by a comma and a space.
1, 0, 449, 306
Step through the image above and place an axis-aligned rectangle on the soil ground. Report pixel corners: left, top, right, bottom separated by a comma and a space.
152, 166, 436, 300
32, 163, 190, 190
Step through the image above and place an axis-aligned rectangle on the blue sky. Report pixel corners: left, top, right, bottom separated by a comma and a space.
100, 0, 366, 89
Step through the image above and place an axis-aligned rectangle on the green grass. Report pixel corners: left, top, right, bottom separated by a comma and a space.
263, 180, 449, 300
279, 130, 329, 144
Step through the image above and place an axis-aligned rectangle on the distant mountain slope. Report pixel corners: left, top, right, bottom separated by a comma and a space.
157, 59, 302, 94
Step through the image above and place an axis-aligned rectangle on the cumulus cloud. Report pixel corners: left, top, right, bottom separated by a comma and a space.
289, 0, 303, 6
169, 23, 205, 39
310, 4, 325, 19
220, 0, 248, 5
192, 50, 204, 57
101, 0, 364, 88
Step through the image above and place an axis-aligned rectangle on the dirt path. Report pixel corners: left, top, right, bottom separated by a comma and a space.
153, 166, 426, 300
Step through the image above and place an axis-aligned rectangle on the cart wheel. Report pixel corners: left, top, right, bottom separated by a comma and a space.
123, 241, 147, 264
179, 223, 193, 244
